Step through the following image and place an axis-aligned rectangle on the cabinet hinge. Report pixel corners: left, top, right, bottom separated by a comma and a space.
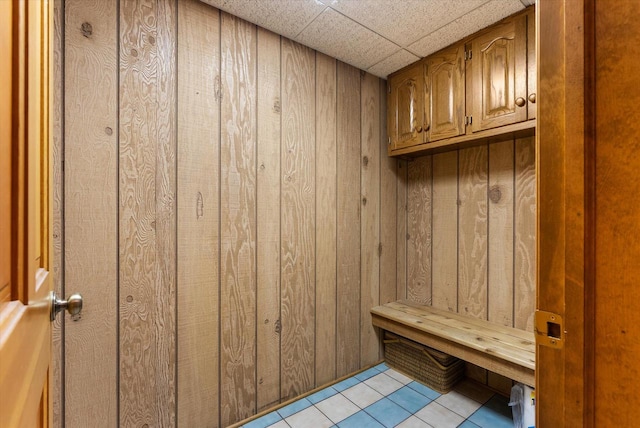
534, 310, 564, 349
465, 50, 472, 60
465, 116, 473, 126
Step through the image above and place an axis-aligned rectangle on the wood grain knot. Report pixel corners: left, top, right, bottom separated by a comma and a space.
148, 35, 155, 45
126, 295, 133, 302
105, 127, 113, 136
196, 192, 204, 219
260, 163, 265, 170
214, 76, 222, 101
489, 186, 502, 203
273, 98, 281, 113
131, 48, 138, 57
275, 319, 281, 334
362, 156, 369, 166
362, 197, 367, 205
80, 22, 92, 38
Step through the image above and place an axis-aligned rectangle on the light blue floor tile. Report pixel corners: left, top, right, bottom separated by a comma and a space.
373, 362, 389, 372
406, 381, 441, 401
467, 395, 513, 428
355, 367, 381, 381
387, 386, 433, 413
483, 394, 513, 419
457, 420, 482, 428
307, 386, 339, 404
365, 397, 412, 428
333, 377, 360, 392
337, 410, 385, 428
277, 397, 312, 419
243, 411, 282, 428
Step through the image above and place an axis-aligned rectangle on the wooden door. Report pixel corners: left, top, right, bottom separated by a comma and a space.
537, 0, 590, 426
0, 0, 54, 427
426, 43, 465, 142
472, 14, 527, 132
388, 62, 425, 151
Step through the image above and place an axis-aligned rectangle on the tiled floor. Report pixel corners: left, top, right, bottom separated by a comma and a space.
242, 363, 513, 428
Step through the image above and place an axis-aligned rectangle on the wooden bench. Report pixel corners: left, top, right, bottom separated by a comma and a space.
371, 300, 535, 386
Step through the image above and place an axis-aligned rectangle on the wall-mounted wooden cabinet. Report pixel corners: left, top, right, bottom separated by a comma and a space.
387, 62, 425, 150
388, 7, 535, 157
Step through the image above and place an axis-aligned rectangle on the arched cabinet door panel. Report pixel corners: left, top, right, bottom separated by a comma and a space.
427, 43, 465, 143
472, 14, 528, 132
388, 62, 425, 152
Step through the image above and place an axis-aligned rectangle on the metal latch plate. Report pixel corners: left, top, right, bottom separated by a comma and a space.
534, 310, 564, 349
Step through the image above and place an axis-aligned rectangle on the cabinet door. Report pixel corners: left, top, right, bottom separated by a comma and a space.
427, 44, 465, 142
472, 14, 527, 132
388, 62, 425, 150
527, 8, 536, 119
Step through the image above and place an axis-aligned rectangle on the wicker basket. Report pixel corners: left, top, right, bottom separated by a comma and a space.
384, 332, 465, 393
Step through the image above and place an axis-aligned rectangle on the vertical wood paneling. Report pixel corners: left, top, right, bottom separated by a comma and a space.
256, 27, 282, 412
314, 52, 337, 387
220, 13, 257, 426
458, 146, 488, 319
64, 0, 118, 426
488, 140, 514, 327
515, 136, 536, 331
177, 1, 220, 426
407, 156, 432, 305
58, 2, 394, 424
280, 38, 316, 400
336, 61, 361, 377
379, 79, 397, 307
360, 72, 381, 367
119, 0, 177, 425
396, 160, 408, 300
487, 139, 516, 395
51, 0, 64, 425
432, 151, 458, 312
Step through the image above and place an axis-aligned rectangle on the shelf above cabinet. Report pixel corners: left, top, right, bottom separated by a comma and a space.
389, 119, 535, 158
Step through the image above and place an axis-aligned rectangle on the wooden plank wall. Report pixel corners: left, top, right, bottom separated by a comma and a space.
53, 0, 403, 426
403, 137, 536, 390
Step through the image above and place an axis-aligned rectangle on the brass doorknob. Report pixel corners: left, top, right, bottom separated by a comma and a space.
50, 291, 83, 321
528, 93, 536, 103
515, 97, 526, 107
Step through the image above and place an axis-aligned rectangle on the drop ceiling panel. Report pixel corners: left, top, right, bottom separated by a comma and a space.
200, 0, 327, 40
295, 8, 400, 71
328, 0, 489, 48
367, 49, 420, 78
407, 0, 525, 57
199, 0, 532, 78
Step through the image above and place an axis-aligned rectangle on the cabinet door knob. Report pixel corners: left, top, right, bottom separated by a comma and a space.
515, 97, 526, 107
528, 93, 536, 103
416, 126, 423, 133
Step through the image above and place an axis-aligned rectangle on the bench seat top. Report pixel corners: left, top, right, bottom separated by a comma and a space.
371, 300, 535, 386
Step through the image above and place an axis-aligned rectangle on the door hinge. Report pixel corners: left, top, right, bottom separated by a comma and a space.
465, 50, 472, 60
534, 310, 564, 349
